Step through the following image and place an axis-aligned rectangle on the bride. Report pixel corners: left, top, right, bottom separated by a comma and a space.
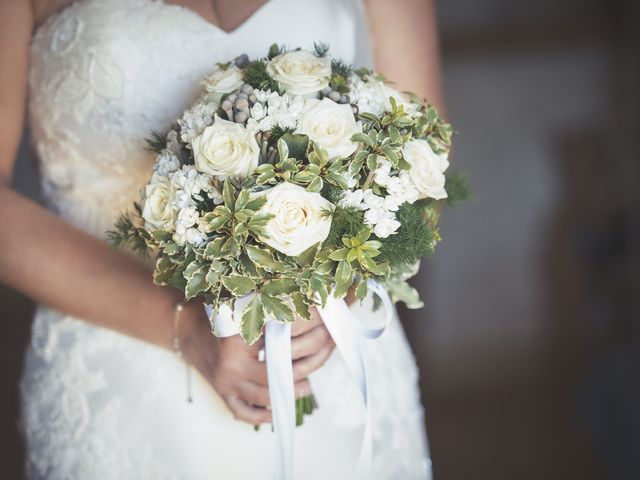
0, 0, 444, 478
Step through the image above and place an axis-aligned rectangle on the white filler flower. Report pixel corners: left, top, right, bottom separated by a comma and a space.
402, 139, 449, 200
258, 182, 333, 256
192, 117, 259, 179
295, 98, 361, 160
142, 177, 176, 230
267, 50, 331, 96
350, 76, 419, 117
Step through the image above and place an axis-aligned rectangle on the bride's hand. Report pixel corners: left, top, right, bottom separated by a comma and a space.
178, 300, 315, 425
291, 307, 338, 382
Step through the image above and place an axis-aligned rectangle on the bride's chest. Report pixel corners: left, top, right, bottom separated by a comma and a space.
29, 0, 361, 150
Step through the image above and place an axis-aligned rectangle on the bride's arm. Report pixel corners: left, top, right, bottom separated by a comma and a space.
0, 2, 182, 348
364, 0, 446, 113
0, 1, 326, 424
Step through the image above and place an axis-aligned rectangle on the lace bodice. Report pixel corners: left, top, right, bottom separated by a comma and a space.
29, 0, 367, 237
22, 1, 431, 478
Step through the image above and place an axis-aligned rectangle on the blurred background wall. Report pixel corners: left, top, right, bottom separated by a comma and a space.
1, 0, 638, 479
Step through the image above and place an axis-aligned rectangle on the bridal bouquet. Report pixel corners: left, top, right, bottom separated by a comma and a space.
110, 43, 466, 474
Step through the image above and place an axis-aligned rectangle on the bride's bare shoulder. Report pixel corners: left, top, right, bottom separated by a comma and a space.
31, 0, 77, 29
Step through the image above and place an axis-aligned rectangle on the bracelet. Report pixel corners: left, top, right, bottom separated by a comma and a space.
172, 302, 194, 403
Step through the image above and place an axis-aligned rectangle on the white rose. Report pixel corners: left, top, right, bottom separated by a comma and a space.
192, 117, 259, 179
202, 65, 244, 98
267, 50, 331, 96
402, 139, 449, 200
142, 178, 176, 230
258, 182, 333, 256
295, 98, 361, 160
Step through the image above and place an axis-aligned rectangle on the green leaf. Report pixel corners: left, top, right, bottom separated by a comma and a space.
380, 145, 399, 165
333, 280, 351, 299
261, 295, 294, 323
223, 181, 236, 210
389, 126, 401, 143
361, 240, 382, 251
389, 96, 398, 113
205, 267, 220, 288
262, 277, 298, 296
245, 244, 289, 272
207, 215, 229, 232
328, 248, 350, 261
221, 274, 256, 296
327, 159, 344, 174
184, 264, 208, 299
290, 291, 311, 320
358, 112, 381, 125
351, 132, 376, 148
310, 275, 329, 305
153, 255, 177, 285
234, 210, 250, 223
268, 43, 282, 60
325, 171, 349, 190
346, 248, 359, 263
335, 260, 353, 286
221, 236, 241, 257
204, 237, 225, 258
292, 169, 318, 184
235, 189, 250, 211
162, 242, 181, 256
386, 279, 424, 309
277, 138, 290, 161
279, 157, 299, 173
280, 133, 309, 160
256, 168, 276, 185
245, 195, 267, 212
295, 243, 319, 267
308, 146, 329, 168
150, 230, 172, 243
356, 227, 372, 244
315, 260, 335, 275
306, 176, 323, 193
349, 150, 368, 176
366, 153, 378, 171
240, 295, 265, 344
355, 280, 368, 300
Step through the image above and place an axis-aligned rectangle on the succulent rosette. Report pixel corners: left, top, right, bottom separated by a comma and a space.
110, 43, 468, 346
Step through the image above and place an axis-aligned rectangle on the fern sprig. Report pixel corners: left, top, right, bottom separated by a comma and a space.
107, 212, 151, 258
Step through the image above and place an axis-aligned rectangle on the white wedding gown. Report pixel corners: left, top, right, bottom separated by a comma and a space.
20, 0, 432, 478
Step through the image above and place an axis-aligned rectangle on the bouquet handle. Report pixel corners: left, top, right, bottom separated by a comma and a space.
207, 281, 393, 480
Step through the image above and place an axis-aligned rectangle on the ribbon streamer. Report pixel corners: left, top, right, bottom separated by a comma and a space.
206, 280, 393, 480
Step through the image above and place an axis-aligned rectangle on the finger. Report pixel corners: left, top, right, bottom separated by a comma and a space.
292, 342, 335, 381
294, 378, 312, 399
243, 358, 269, 386
247, 336, 266, 358
236, 381, 271, 407
291, 308, 323, 336
290, 325, 331, 361
225, 395, 272, 425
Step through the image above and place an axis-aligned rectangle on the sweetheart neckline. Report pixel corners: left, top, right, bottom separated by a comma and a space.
159, 0, 274, 36
35, 0, 275, 39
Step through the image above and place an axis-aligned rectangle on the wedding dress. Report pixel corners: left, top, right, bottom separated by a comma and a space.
21, 0, 432, 478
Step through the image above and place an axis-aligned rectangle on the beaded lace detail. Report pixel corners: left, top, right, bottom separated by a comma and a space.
21, 1, 431, 478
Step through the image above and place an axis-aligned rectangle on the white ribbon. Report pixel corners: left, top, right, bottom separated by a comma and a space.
206, 280, 393, 480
